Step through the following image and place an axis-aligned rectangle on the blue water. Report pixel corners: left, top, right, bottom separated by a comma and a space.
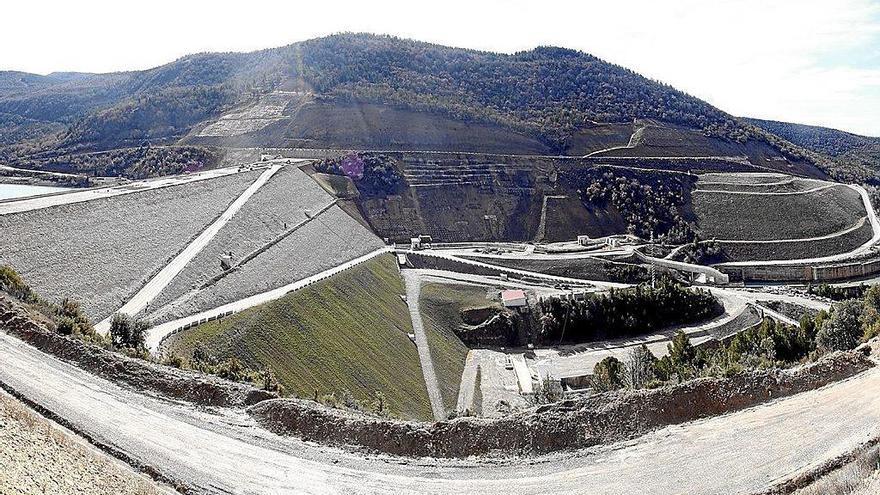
0, 183, 72, 201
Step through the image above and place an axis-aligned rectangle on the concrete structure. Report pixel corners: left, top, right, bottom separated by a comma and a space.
632, 251, 730, 285
717, 256, 880, 283
410, 234, 433, 250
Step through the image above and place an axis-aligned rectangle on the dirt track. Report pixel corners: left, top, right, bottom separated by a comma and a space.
403, 270, 446, 420
2, 328, 880, 494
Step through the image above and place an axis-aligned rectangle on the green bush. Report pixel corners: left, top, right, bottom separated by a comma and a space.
817, 300, 864, 352
109, 313, 148, 350
579, 171, 695, 242
539, 281, 721, 344
592, 356, 624, 392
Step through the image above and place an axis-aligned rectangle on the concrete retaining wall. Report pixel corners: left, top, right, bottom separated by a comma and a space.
718, 257, 880, 283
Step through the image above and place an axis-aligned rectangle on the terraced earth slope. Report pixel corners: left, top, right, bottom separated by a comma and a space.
689, 173, 872, 262
0, 170, 261, 320
589, 120, 829, 178
692, 175, 866, 241
164, 254, 434, 421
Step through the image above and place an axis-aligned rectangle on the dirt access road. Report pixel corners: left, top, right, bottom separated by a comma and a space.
2, 329, 880, 494
402, 270, 447, 421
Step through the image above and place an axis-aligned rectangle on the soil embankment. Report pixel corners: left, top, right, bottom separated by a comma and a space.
251, 350, 874, 458
0, 295, 275, 407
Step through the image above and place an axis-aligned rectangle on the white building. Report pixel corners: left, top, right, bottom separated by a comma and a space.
501, 289, 527, 308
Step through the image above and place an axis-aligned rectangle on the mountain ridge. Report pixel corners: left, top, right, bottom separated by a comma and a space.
0, 33, 868, 181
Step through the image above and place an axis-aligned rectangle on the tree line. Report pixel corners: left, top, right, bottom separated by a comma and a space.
538, 280, 721, 344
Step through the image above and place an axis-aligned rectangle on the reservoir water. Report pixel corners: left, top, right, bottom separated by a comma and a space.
0, 183, 72, 201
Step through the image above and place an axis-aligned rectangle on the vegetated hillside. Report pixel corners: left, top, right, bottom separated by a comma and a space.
165, 254, 434, 421
0, 33, 830, 178
0, 171, 260, 320
745, 117, 880, 181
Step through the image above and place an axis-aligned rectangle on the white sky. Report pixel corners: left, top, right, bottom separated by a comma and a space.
3, 0, 880, 136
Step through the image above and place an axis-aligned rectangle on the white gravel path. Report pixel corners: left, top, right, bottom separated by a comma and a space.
402, 270, 447, 421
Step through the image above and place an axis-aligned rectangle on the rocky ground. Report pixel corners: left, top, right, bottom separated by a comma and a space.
0, 391, 162, 495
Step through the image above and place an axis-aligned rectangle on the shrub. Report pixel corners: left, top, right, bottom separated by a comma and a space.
728, 318, 813, 364
0, 265, 38, 303
109, 313, 148, 350
579, 171, 695, 242
529, 376, 565, 405
817, 300, 865, 352
314, 152, 402, 196
592, 356, 624, 392
623, 344, 657, 389
539, 281, 721, 344
663, 331, 698, 381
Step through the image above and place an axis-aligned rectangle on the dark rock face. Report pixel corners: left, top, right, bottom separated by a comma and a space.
0, 295, 276, 408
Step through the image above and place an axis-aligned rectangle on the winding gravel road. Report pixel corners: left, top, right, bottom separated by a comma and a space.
2, 329, 880, 494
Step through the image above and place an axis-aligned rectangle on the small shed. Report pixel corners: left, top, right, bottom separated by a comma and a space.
501, 289, 527, 308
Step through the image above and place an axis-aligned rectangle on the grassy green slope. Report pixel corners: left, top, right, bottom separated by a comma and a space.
419, 283, 492, 412
166, 254, 433, 420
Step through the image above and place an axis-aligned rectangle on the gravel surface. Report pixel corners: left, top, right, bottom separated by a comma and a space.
402, 271, 446, 421
0, 390, 162, 495
2, 328, 880, 494
148, 165, 334, 313
0, 170, 261, 320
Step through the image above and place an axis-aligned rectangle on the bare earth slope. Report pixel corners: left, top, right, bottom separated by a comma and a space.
0, 390, 161, 495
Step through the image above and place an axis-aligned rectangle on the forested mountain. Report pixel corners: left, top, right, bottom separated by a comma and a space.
746, 118, 880, 174
0, 33, 864, 180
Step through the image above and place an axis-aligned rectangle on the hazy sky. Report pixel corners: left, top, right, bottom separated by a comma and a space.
4, 0, 880, 136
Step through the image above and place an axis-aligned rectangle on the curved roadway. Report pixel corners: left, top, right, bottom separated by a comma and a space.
2, 329, 879, 494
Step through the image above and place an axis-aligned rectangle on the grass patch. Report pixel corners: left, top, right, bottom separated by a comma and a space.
420, 283, 488, 413
166, 254, 433, 420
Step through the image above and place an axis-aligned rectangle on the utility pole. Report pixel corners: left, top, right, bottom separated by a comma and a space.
557, 288, 574, 347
